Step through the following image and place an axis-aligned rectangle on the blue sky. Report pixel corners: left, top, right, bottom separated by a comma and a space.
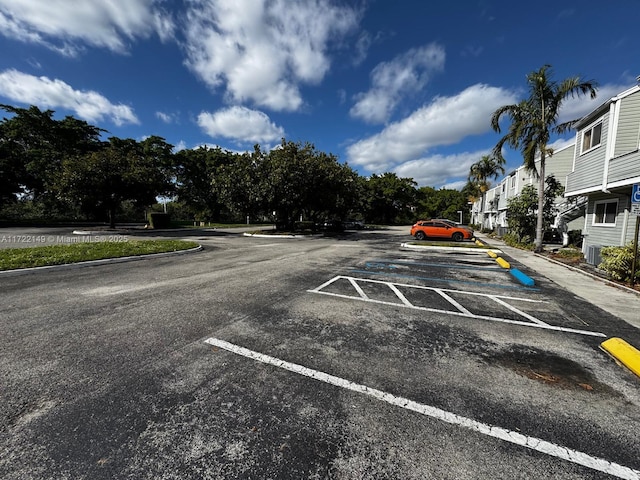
0, 0, 638, 189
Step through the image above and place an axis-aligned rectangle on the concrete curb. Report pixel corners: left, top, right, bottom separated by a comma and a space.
400, 243, 502, 253
533, 253, 640, 298
475, 234, 640, 297
0, 245, 203, 276
243, 232, 300, 238
600, 338, 640, 378
72, 227, 216, 235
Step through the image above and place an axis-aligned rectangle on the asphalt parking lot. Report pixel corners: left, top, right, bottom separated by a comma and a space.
1, 226, 639, 479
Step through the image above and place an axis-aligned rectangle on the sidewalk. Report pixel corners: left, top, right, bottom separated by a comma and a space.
474, 233, 640, 331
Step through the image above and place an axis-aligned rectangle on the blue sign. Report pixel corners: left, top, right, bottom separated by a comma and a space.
633, 184, 640, 204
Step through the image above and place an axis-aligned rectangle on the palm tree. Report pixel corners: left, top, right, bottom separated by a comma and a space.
491, 64, 597, 252
468, 155, 505, 193
468, 154, 505, 226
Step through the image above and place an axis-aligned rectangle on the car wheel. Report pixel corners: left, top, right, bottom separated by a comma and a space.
452, 232, 463, 242
415, 231, 426, 240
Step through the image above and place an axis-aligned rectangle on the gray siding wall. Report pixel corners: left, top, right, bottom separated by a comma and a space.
497, 182, 508, 210
546, 145, 574, 185
583, 192, 630, 248
614, 91, 640, 157
566, 114, 609, 193
608, 149, 640, 184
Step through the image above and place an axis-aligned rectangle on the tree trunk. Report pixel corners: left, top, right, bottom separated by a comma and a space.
534, 153, 545, 252
108, 206, 116, 229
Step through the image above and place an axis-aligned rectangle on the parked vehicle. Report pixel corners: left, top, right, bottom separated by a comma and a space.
410, 219, 474, 242
317, 219, 345, 232
343, 219, 364, 230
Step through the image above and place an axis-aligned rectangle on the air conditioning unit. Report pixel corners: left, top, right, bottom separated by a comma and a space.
585, 245, 602, 266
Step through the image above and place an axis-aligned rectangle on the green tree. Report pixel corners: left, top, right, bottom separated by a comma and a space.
461, 180, 481, 204
175, 146, 235, 222
214, 145, 266, 222
542, 175, 565, 230
415, 187, 467, 222
363, 173, 417, 225
260, 139, 359, 229
506, 184, 538, 243
0, 104, 103, 214
59, 136, 174, 228
468, 155, 505, 194
491, 65, 597, 251
506, 175, 565, 244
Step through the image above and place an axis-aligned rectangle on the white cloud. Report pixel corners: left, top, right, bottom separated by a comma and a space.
156, 112, 171, 123
0, 69, 139, 125
183, 0, 360, 111
173, 140, 187, 152
559, 82, 631, 124
393, 150, 491, 188
156, 111, 179, 124
189, 143, 252, 155
347, 84, 518, 171
0, 0, 174, 56
350, 44, 445, 124
548, 137, 575, 153
197, 106, 285, 143
353, 31, 372, 66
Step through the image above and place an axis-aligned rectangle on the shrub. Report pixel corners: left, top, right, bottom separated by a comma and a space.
294, 221, 316, 232
598, 243, 640, 283
503, 232, 535, 250
555, 248, 583, 260
567, 230, 583, 248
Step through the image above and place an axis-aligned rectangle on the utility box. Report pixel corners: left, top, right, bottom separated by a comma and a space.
148, 212, 171, 229
585, 245, 602, 266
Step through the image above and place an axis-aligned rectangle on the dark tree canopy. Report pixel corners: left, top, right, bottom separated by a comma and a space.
1, 103, 480, 228
0, 104, 104, 210
363, 173, 417, 225
58, 136, 175, 227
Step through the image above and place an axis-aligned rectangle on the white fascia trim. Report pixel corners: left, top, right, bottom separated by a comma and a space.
602, 101, 619, 192
552, 142, 576, 156
613, 84, 640, 101
564, 186, 601, 197
606, 175, 640, 190
621, 207, 630, 246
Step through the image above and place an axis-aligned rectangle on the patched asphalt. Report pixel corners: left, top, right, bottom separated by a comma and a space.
0, 226, 639, 479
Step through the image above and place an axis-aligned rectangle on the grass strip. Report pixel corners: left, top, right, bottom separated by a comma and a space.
0, 240, 199, 271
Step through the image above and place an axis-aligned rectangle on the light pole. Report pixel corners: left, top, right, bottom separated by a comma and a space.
457, 210, 463, 224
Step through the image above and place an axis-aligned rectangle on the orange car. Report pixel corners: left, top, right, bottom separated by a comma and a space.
410, 219, 474, 242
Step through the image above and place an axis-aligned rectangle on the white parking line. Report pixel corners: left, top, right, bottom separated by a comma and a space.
348, 276, 369, 300
491, 296, 548, 326
204, 337, 639, 480
308, 276, 606, 338
435, 289, 473, 316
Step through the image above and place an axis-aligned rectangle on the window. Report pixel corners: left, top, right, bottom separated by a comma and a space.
510, 176, 516, 188
581, 122, 602, 153
592, 199, 617, 226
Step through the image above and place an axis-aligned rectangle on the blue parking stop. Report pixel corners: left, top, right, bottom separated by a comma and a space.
510, 268, 535, 287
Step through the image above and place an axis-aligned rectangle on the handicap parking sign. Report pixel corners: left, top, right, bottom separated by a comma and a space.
632, 184, 640, 215
633, 184, 640, 204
